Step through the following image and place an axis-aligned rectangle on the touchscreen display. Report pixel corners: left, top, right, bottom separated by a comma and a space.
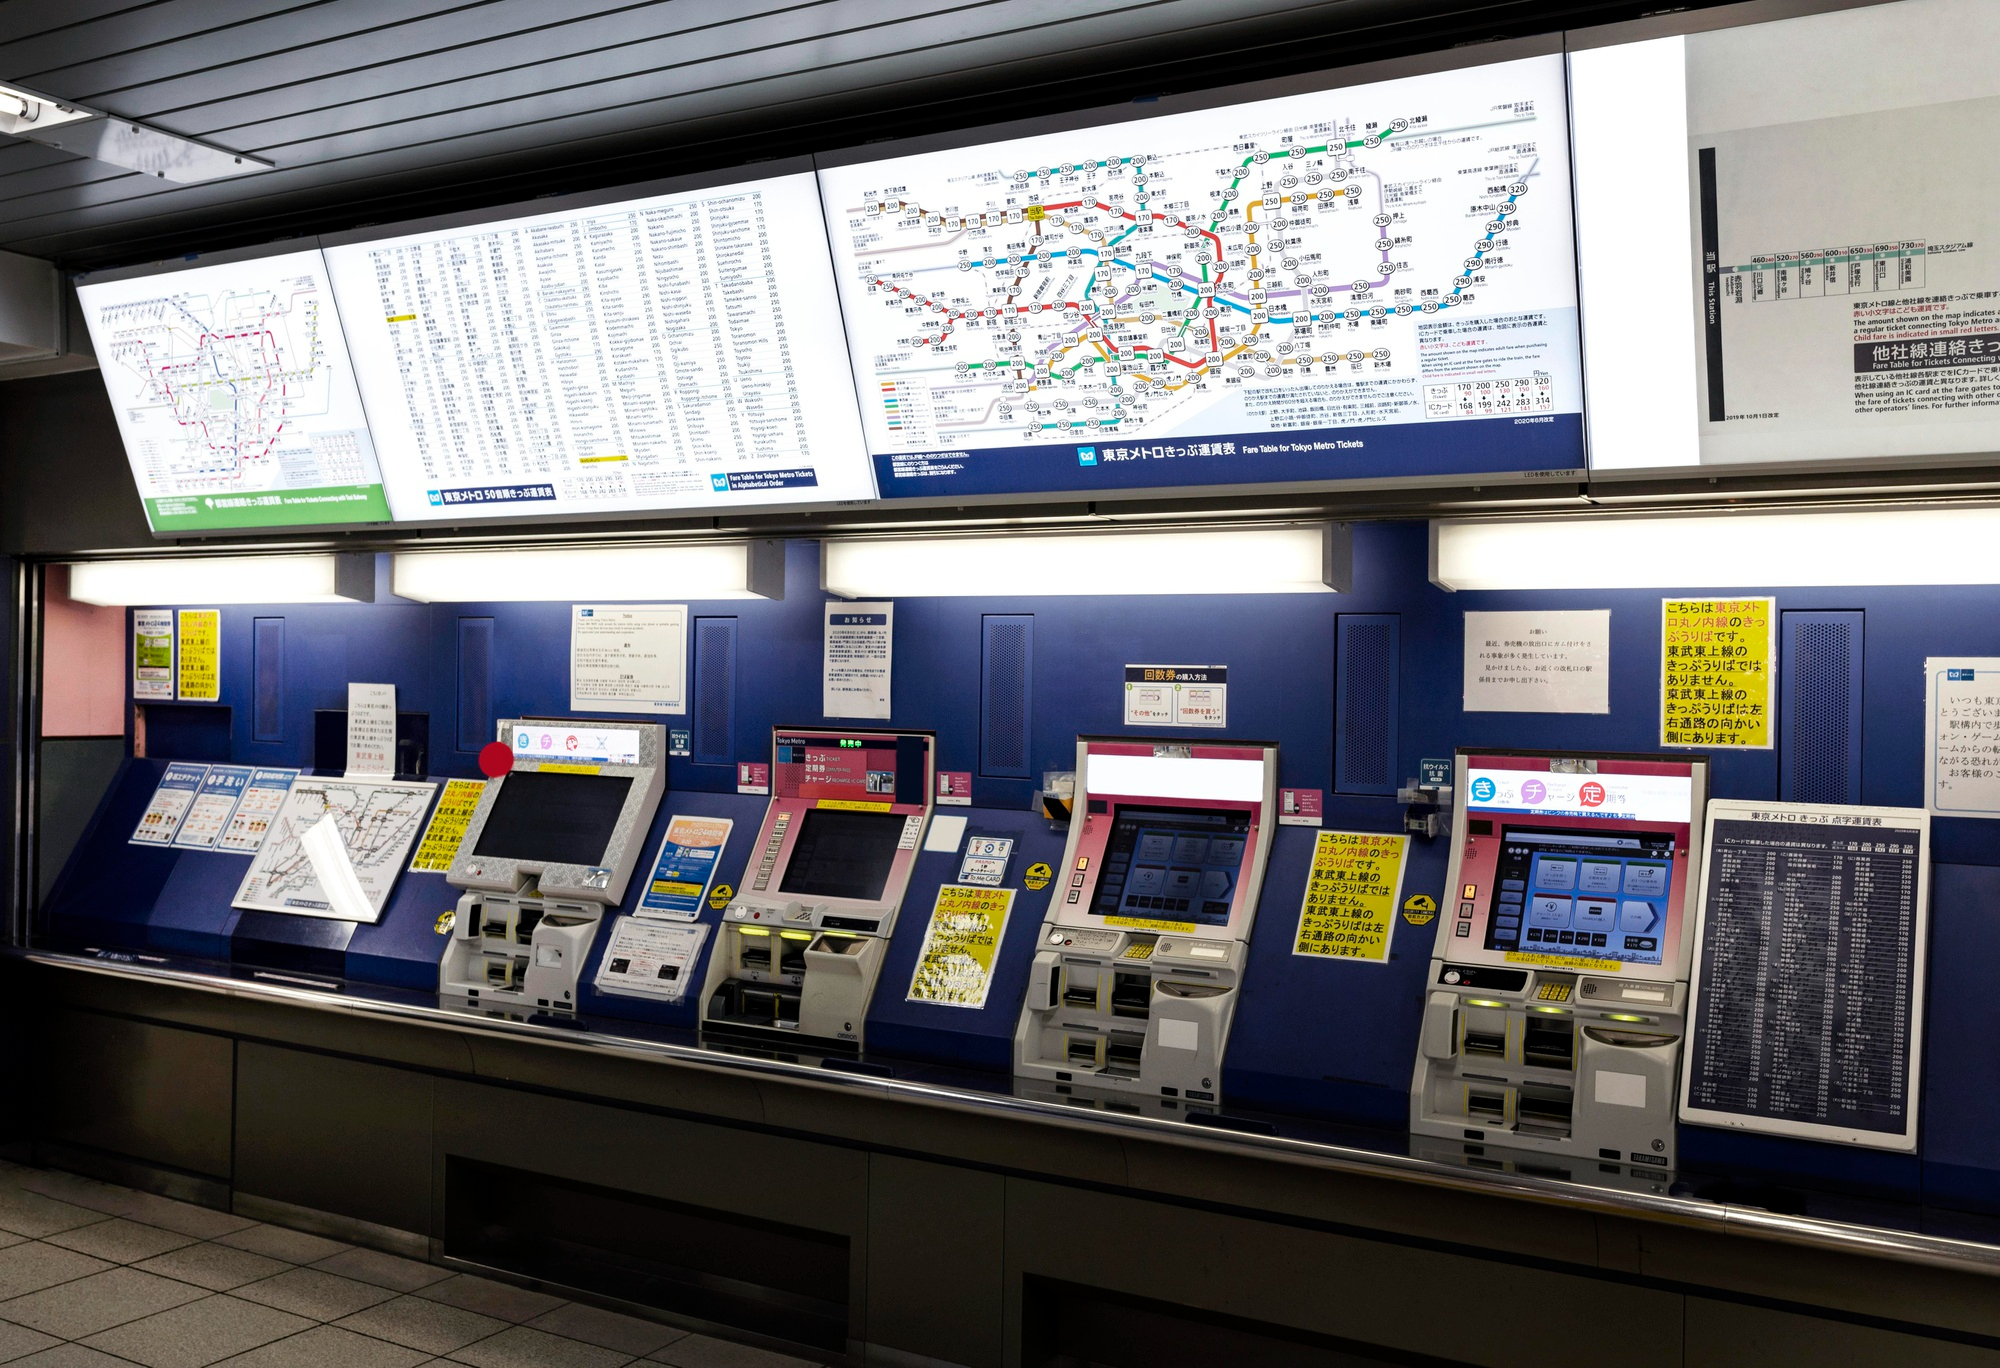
1091, 805, 1250, 927
1482, 825, 1677, 966
472, 769, 633, 867
778, 807, 906, 902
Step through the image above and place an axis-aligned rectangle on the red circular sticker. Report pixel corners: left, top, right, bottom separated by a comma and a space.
478, 742, 515, 779
1578, 781, 1606, 807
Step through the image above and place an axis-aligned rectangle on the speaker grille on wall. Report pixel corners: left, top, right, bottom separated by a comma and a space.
1781, 610, 1863, 804
981, 614, 1033, 779
252, 617, 283, 742
455, 617, 493, 752
694, 617, 738, 766
1336, 614, 1398, 795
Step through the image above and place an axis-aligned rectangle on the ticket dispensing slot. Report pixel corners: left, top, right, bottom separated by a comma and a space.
442, 721, 667, 1016
1015, 737, 1279, 1112
700, 727, 934, 1050
1410, 751, 1707, 1168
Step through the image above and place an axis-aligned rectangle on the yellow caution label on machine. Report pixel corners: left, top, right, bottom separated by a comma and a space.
537, 763, 601, 775
434, 910, 455, 935
817, 799, 893, 812
1507, 951, 1622, 973
1104, 915, 1196, 933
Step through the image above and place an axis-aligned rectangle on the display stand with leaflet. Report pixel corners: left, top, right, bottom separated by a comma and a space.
1014, 737, 1278, 1113
699, 727, 935, 1050
1411, 750, 1707, 1169
441, 720, 667, 1015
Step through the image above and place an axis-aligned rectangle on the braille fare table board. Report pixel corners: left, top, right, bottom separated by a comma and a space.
1680, 802, 1929, 1151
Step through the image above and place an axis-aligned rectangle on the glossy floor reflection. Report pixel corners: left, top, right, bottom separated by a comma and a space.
0, 1161, 826, 1368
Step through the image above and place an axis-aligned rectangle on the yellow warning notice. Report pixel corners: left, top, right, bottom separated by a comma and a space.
175, 609, 219, 702
1661, 597, 1774, 749
907, 884, 1016, 1009
1293, 830, 1410, 962
1104, 915, 1197, 933
537, 763, 601, 775
818, 799, 894, 812
410, 778, 486, 873
1507, 951, 1621, 973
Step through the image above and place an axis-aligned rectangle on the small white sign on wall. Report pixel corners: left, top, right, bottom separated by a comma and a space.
1463, 610, 1610, 714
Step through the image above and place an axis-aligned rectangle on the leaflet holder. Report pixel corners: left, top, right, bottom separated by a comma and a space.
699, 727, 935, 1050
1410, 750, 1708, 1171
441, 719, 666, 1015
1014, 737, 1279, 1113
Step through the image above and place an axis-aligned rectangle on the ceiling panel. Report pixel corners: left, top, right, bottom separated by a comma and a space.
0, 0, 1727, 268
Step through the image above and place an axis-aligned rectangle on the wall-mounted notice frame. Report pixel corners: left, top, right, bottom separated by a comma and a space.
1680, 800, 1929, 1151
1926, 656, 2000, 816
1574, 0, 2000, 478
323, 160, 875, 525
818, 42, 1583, 502
75, 243, 390, 536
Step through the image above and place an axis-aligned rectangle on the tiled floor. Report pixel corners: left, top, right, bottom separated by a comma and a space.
0, 1161, 827, 1368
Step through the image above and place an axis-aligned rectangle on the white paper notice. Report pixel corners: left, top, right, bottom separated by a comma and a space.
346, 682, 397, 778
825, 602, 892, 719
1463, 610, 1610, 714
594, 919, 710, 1002
133, 608, 174, 700
571, 605, 688, 714
301, 815, 375, 922
1926, 657, 2000, 816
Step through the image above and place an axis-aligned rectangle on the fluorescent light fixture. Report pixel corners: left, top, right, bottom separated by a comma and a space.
391, 541, 784, 603
67, 553, 373, 606
0, 78, 268, 183
1432, 507, 2000, 590
823, 524, 1348, 597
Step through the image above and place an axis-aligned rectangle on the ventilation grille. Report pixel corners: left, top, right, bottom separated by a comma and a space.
1782, 611, 1862, 804
981, 615, 1033, 779
694, 617, 738, 766
456, 618, 494, 752
1336, 615, 1398, 795
252, 617, 283, 742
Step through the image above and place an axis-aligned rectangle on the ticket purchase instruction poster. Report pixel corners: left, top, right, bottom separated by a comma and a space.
1661, 597, 1774, 748
1292, 830, 1410, 962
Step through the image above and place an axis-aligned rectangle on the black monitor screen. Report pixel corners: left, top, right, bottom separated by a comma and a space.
1091, 804, 1252, 927
778, 807, 906, 902
472, 769, 634, 867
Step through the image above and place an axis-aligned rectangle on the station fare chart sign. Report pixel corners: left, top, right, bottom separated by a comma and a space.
322, 168, 876, 525
818, 52, 1584, 501
1680, 801, 1929, 1151
76, 248, 390, 534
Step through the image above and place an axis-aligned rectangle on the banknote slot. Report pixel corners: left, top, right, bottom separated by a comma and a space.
1104, 1034, 1145, 1076
1523, 1017, 1575, 1070
1463, 1029, 1508, 1059
1467, 1090, 1508, 1123
1111, 972, 1152, 1019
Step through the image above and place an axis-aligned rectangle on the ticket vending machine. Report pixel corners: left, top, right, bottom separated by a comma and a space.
700, 727, 934, 1050
1015, 737, 1279, 1110
442, 720, 668, 1015
1411, 750, 1708, 1169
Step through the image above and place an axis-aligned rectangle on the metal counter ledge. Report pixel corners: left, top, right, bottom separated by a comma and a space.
13, 942, 2000, 1282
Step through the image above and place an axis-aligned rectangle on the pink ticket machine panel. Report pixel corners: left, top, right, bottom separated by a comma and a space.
1411, 750, 1708, 1170
701, 727, 934, 1049
1016, 737, 1278, 1111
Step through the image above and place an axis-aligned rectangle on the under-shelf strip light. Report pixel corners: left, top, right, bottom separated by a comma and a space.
822, 524, 1348, 597
1431, 508, 2000, 590
391, 542, 784, 603
67, 554, 372, 606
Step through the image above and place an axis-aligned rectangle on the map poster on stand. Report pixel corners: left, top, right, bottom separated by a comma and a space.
133, 609, 174, 700
233, 778, 438, 921
819, 52, 1582, 500
75, 247, 390, 534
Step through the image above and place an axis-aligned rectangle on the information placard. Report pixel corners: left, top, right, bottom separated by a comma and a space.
1661, 597, 1773, 748
1924, 657, 2000, 816
1680, 801, 1928, 1150
325, 168, 874, 523
571, 605, 687, 715
907, 885, 1016, 1008
76, 248, 389, 534
820, 53, 1582, 500
133, 609, 174, 700
1292, 830, 1409, 962
409, 778, 487, 872
637, 815, 733, 921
